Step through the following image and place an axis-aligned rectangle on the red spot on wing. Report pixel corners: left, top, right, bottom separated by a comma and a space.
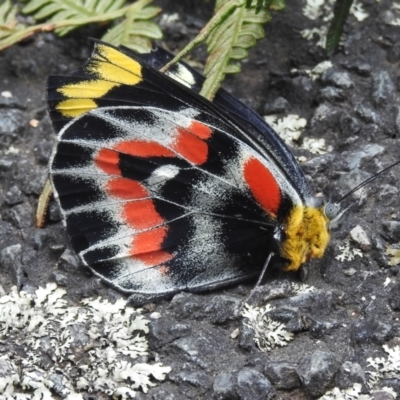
130, 226, 173, 266
123, 199, 163, 229
95, 148, 120, 175
114, 140, 174, 158
189, 121, 212, 139
173, 127, 208, 165
244, 157, 281, 216
106, 178, 148, 199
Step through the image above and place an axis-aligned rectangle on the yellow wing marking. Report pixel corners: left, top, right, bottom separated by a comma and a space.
87, 60, 142, 86
56, 99, 97, 118
57, 80, 117, 99
56, 43, 143, 118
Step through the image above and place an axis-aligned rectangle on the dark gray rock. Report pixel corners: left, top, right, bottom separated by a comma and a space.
0, 94, 26, 108
0, 244, 23, 286
237, 368, 274, 400
351, 318, 393, 345
33, 230, 49, 250
339, 113, 361, 136
371, 391, 396, 400
0, 221, 13, 244
285, 313, 314, 333
319, 87, 344, 102
170, 369, 212, 389
0, 109, 26, 145
302, 153, 336, 175
297, 350, 338, 398
291, 76, 315, 101
379, 379, 400, 396
59, 248, 80, 272
7, 203, 33, 228
335, 361, 368, 393
52, 272, 69, 287
152, 388, 186, 400
348, 62, 372, 76
49, 374, 68, 397
149, 317, 191, 349
355, 104, 378, 124
372, 71, 395, 107
381, 221, 400, 242
389, 283, 400, 311
213, 372, 238, 400
66, 323, 90, 348
4, 185, 24, 206
48, 201, 62, 222
285, 291, 334, 314
379, 185, 399, 206
264, 361, 301, 390
246, 279, 291, 306
310, 104, 339, 130
321, 69, 354, 89
263, 97, 290, 114
342, 144, 385, 171
336, 169, 371, 198
309, 320, 340, 338
205, 295, 242, 324
171, 334, 221, 369
170, 292, 205, 320
0, 157, 14, 171
238, 321, 255, 351
34, 140, 53, 164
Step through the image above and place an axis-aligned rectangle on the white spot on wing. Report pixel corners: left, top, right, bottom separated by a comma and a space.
166, 64, 196, 88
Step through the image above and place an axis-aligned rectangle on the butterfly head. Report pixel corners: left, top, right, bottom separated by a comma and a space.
280, 197, 349, 271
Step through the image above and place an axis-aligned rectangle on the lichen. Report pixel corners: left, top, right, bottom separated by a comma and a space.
336, 238, 363, 262
0, 283, 171, 399
241, 303, 293, 351
264, 114, 307, 145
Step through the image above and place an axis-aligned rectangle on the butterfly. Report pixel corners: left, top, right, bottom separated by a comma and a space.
47, 41, 340, 302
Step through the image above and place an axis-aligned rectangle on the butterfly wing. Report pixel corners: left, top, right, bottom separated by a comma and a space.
48, 42, 307, 298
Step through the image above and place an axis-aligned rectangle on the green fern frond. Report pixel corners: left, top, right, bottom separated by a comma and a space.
245, 0, 285, 14
102, 0, 162, 53
21, 0, 127, 36
0, 0, 25, 41
201, 0, 272, 99
326, 0, 353, 53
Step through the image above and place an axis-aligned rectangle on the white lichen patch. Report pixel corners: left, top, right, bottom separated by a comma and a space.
301, 0, 369, 47
264, 114, 307, 145
301, 137, 327, 155
319, 383, 364, 400
385, 245, 400, 266
241, 303, 293, 352
384, 2, 400, 26
367, 345, 400, 388
320, 345, 400, 399
310, 60, 334, 80
0, 283, 171, 399
319, 382, 397, 400
335, 238, 363, 262
291, 282, 316, 295
264, 114, 328, 155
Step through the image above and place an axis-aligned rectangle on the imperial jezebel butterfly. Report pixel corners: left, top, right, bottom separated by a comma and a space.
48, 41, 340, 302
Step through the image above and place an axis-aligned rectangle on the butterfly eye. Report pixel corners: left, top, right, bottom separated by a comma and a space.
324, 202, 341, 220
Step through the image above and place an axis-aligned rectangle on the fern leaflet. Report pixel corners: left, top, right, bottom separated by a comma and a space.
102, 0, 162, 53
21, 0, 127, 36
0, 0, 25, 41
201, 0, 274, 99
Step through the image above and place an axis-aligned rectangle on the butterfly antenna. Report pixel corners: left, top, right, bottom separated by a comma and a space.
337, 159, 400, 205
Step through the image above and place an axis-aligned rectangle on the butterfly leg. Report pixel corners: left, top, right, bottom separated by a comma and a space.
245, 252, 274, 302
